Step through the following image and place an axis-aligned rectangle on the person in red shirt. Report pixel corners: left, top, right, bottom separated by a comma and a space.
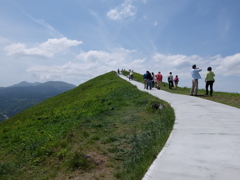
156, 72, 163, 89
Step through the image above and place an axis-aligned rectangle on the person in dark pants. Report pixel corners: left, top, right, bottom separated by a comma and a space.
168, 72, 174, 89
146, 71, 152, 90
205, 67, 215, 96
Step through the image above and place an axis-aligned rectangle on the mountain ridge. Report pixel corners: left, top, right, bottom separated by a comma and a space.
0, 71, 175, 179
0, 81, 76, 121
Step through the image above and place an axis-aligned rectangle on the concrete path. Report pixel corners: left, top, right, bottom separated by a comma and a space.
119, 75, 240, 180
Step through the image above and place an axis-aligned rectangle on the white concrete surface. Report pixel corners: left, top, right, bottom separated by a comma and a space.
119, 75, 240, 180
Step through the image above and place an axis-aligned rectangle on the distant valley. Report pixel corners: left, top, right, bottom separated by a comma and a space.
0, 81, 76, 122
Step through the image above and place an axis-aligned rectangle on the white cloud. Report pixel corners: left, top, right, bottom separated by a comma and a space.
107, 0, 137, 20
27, 48, 137, 85
4, 38, 82, 58
154, 21, 158, 26
27, 51, 240, 86
214, 53, 240, 76
76, 48, 136, 65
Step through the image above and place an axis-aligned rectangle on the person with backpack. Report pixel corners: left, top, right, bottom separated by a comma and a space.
168, 72, 174, 89
143, 71, 148, 89
174, 75, 179, 89
146, 71, 153, 90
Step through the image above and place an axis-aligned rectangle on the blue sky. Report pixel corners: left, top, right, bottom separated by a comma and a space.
0, 0, 240, 93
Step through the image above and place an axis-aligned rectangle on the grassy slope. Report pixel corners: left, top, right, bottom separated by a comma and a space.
0, 71, 175, 180
123, 71, 240, 109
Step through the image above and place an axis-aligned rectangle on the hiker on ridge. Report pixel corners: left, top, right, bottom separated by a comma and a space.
168, 72, 174, 89
151, 72, 155, 88
156, 72, 163, 90
190, 64, 202, 96
129, 71, 133, 81
143, 71, 148, 89
146, 71, 152, 90
174, 75, 179, 89
205, 67, 215, 96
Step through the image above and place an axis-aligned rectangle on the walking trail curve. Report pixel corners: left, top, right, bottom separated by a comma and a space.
119, 74, 240, 180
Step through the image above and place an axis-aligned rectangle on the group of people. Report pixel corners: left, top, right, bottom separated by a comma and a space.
143, 71, 179, 90
190, 64, 215, 96
167, 72, 179, 90
120, 65, 215, 96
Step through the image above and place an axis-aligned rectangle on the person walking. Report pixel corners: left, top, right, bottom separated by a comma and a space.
168, 72, 174, 89
205, 67, 215, 96
143, 71, 148, 89
129, 71, 133, 80
190, 64, 202, 96
156, 72, 163, 90
174, 75, 179, 89
146, 71, 152, 90
151, 72, 155, 88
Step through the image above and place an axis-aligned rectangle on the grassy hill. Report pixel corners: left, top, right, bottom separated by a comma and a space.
0, 81, 76, 121
122, 71, 240, 109
0, 71, 175, 180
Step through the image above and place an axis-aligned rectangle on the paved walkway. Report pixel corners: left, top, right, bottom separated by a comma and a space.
119, 75, 240, 180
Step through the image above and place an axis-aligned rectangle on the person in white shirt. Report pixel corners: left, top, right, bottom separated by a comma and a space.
190, 64, 202, 96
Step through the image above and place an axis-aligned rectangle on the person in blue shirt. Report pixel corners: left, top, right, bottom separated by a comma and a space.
190, 64, 202, 96
143, 71, 148, 89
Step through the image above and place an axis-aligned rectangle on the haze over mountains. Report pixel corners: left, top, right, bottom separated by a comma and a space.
0, 81, 76, 122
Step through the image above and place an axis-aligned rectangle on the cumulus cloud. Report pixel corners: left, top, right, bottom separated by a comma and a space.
214, 53, 240, 76
4, 38, 82, 58
26, 49, 240, 86
148, 52, 240, 87
27, 48, 138, 85
107, 0, 137, 20
76, 48, 136, 65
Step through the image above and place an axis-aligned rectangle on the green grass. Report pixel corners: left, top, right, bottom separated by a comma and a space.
0, 71, 175, 180
122, 71, 240, 109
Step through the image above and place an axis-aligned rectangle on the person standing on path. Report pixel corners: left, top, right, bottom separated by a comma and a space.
151, 72, 156, 88
156, 72, 163, 89
205, 67, 215, 96
146, 71, 153, 90
174, 75, 179, 89
190, 64, 202, 96
168, 72, 174, 89
143, 71, 147, 89
129, 71, 133, 81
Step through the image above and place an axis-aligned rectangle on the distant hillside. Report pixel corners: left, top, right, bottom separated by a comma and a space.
0, 81, 76, 121
0, 71, 174, 180
9, 81, 42, 87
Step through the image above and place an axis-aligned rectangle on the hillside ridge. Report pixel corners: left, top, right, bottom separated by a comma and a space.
0, 81, 76, 121
0, 71, 175, 180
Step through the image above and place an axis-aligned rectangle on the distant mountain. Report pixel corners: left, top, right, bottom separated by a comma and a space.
0, 81, 76, 122
9, 81, 42, 87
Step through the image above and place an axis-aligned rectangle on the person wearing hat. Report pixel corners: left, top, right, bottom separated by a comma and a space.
190, 64, 202, 96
